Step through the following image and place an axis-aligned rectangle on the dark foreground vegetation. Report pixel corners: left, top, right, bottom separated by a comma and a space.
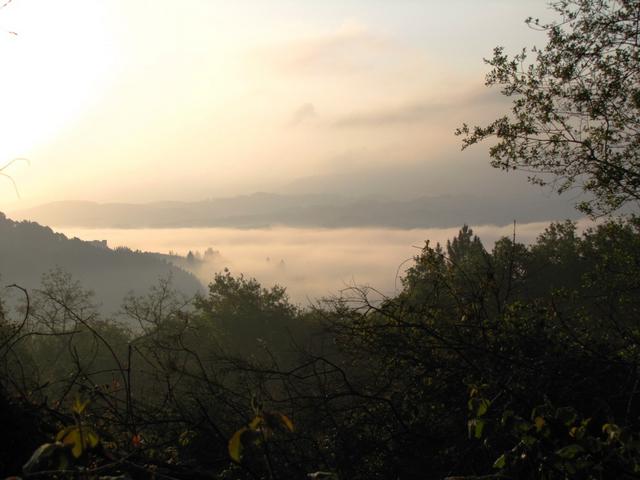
1, 218, 640, 479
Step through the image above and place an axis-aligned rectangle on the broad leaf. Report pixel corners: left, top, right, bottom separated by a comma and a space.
56, 425, 100, 459
493, 454, 506, 469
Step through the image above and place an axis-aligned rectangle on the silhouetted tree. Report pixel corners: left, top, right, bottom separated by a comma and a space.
458, 0, 640, 215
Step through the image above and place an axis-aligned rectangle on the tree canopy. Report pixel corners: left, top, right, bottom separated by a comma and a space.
457, 0, 640, 216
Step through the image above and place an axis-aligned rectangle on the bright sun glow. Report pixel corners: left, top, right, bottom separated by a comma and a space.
0, 0, 116, 196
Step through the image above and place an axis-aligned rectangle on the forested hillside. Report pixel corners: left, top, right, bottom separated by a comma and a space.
0, 212, 202, 313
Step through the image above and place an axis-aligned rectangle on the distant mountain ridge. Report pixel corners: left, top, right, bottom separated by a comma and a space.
12, 192, 581, 229
0, 213, 202, 313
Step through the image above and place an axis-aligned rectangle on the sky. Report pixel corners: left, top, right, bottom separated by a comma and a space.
0, 0, 555, 209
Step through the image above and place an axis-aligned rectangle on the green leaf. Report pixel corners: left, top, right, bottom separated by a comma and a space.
477, 399, 490, 417
501, 409, 515, 427
468, 397, 490, 417
603, 423, 620, 442
556, 444, 584, 460
468, 418, 486, 439
493, 454, 507, 469
556, 407, 577, 426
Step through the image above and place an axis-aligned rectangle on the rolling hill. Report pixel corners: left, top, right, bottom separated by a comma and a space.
0, 213, 202, 314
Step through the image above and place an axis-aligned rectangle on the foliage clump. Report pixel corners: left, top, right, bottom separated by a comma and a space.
457, 0, 640, 216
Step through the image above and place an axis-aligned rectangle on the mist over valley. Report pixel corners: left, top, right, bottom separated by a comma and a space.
50, 219, 594, 306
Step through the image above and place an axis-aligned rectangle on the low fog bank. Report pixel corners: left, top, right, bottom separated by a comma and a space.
55, 220, 593, 305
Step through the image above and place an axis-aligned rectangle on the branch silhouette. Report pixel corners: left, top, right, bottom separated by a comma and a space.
0, 157, 29, 198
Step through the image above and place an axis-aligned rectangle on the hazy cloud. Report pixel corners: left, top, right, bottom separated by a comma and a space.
267, 23, 389, 75
334, 102, 448, 128
333, 89, 509, 128
289, 103, 317, 126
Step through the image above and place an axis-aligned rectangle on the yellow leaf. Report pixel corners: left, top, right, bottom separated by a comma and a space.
178, 431, 195, 447
277, 413, 294, 432
85, 429, 99, 448
69, 431, 83, 459
56, 425, 100, 459
534, 416, 546, 431
261, 412, 295, 433
58, 428, 83, 458
55, 426, 75, 443
248, 416, 263, 430
72, 397, 89, 415
228, 427, 248, 462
